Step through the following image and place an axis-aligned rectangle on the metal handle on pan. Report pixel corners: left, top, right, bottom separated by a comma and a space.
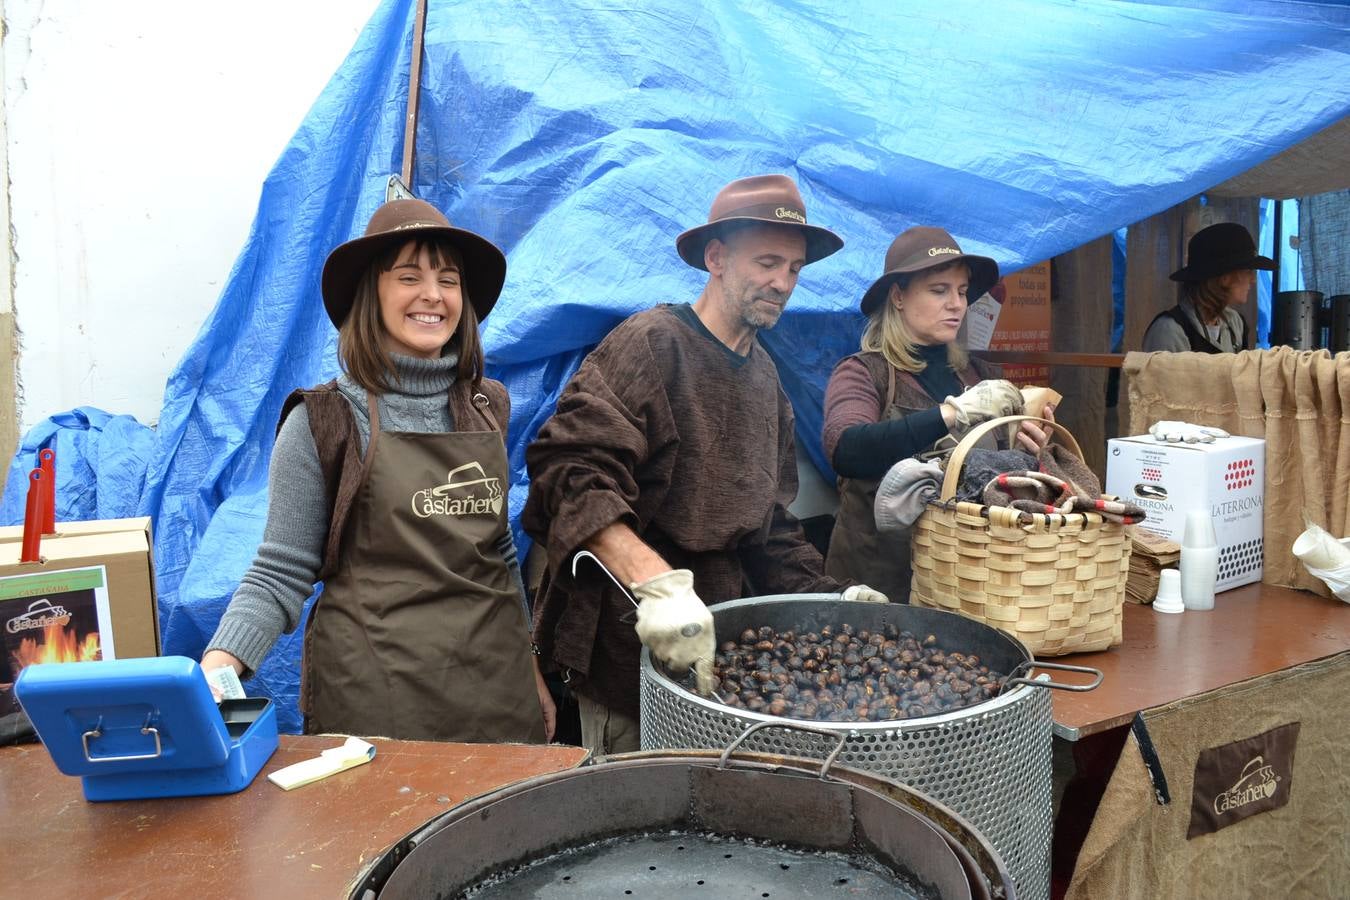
718, 720, 849, 781
1004, 660, 1104, 692
81, 715, 164, 763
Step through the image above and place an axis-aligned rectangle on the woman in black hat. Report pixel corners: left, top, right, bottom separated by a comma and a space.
821, 226, 1053, 603
200, 198, 553, 744
1142, 222, 1274, 353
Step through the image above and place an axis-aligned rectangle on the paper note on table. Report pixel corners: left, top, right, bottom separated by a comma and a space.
964, 292, 1001, 351
267, 737, 377, 790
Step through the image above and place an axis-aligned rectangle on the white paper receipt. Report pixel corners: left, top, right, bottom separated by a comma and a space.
268, 737, 378, 791
206, 665, 246, 701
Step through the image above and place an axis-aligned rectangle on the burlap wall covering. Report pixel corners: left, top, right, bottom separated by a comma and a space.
1124, 348, 1350, 596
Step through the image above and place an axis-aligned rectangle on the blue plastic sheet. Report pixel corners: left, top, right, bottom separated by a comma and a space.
12, 0, 1349, 732
1, 408, 154, 526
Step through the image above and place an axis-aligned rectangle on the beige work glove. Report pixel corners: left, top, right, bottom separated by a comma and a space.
942, 379, 1025, 439
632, 569, 715, 695
1148, 420, 1230, 444
841, 584, 889, 603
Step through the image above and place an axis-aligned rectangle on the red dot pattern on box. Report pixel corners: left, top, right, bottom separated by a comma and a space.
1225, 459, 1256, 491
1142, 467, 1162, 482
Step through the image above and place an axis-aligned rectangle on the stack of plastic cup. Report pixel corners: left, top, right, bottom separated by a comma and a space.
1181, 510, 1218, 611
1153, 568, 1185, 614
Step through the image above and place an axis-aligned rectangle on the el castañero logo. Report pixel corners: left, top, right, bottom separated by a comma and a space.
6, 598, 73, 634
411, 461, 503, 518
1214, 756, 1280, 815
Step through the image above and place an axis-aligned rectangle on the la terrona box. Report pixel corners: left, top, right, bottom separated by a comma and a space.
1106, 434, 1264, 591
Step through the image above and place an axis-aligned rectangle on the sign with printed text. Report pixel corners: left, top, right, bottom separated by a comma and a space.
1, 566, 114, 709
987, 261, 1051, 385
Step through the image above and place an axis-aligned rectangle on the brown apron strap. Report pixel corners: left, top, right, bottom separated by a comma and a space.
362, 391, 383, 485
471, 389, 501, 431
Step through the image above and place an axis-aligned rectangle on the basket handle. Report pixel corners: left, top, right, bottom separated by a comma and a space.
938, 414, 1085, 501
718, 720, 848, 781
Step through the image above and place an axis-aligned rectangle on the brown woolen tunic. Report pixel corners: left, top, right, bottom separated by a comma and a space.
524, 304, 845, 716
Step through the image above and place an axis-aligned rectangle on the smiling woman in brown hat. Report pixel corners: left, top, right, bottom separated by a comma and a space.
1142, 222, 1273, 353
200, 198, 553, 744
822, 226, 1054, 603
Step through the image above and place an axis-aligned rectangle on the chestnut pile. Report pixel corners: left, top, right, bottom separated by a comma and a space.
711, 623, 1004, 722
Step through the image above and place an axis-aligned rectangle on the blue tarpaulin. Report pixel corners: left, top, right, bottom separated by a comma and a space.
8, 0, 1349, 732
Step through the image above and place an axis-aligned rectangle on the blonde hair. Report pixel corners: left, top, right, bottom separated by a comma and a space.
1182, 277, 1230, 326
860, 265, 970, 374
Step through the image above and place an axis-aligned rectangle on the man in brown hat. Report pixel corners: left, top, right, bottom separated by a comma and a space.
524, 174, 886, 754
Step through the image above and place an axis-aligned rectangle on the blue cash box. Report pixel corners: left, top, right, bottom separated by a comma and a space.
14, 655, 278, 801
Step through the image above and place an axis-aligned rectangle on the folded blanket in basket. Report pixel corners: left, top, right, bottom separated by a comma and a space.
957, 445, 1144, 524
982, 471, 1147, 524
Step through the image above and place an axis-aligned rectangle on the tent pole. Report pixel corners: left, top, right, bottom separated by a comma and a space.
1271, 198, 1282, 294
400, 0, 429, 187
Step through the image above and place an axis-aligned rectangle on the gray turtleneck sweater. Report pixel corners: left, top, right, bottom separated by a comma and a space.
206, 351, 525, 676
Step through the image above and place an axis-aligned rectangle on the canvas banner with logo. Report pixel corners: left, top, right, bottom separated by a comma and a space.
1186, 722, 1299, 838
1066, 653, 1348, 900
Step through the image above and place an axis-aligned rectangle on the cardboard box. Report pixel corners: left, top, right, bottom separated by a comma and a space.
1106, 436, 1264, 591
0, 516, 153, 544
0, 519, 160, 716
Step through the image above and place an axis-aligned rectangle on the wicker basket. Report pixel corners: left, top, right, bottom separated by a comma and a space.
910, 415, 1128, 656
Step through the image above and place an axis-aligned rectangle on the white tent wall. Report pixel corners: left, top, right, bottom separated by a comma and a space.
0, 0, 377, 452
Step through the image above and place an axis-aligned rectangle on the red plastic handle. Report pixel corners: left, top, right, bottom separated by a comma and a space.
39, 448, 56, 534
21, 468, 46, 562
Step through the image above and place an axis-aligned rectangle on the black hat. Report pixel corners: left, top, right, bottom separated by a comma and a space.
321, 199, 507, 329
1169, 223, 1275, 283
859, 226, 1000, 317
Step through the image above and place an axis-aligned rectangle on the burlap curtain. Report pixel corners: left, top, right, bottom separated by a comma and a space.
1124, 347, 1350, 595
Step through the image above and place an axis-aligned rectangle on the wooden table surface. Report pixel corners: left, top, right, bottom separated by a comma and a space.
0, 734, 587, 899
1049, 582, 1350, 739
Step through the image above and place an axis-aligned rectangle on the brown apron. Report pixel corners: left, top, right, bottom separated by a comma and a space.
825, 355, 987, 603
301, 387, 544, 743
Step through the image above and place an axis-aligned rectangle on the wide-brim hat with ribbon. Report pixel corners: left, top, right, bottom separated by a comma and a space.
1169, 222, 1275, 283
675, 174, 843, 270
320, 198, 507, 329
859, 226, 1000, 317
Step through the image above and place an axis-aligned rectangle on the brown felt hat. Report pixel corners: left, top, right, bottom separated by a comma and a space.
1169, 222, 1274, 283
321, 199, 507, 329
675, 174, 843, 270
859, 226, 999, 317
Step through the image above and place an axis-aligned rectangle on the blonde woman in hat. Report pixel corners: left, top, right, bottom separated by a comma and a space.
524, 174, 887, 756
201, 198, 553, 744
822, 226, 1054, 603
1141, 222, 1272, 353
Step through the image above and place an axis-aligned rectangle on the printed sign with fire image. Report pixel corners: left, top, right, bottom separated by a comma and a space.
0, 566, 114, 717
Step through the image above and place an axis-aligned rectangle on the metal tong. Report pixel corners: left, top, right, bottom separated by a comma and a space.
569, 550, 723, 702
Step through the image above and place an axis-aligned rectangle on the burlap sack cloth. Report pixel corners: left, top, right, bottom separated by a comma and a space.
1065, 651, 1350, 899
1125, 347, 1350, 595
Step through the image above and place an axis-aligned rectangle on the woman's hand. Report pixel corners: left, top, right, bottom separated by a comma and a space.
533, 655, 557, 742
200, 650, 245, 702
1014, 404, 1056, 456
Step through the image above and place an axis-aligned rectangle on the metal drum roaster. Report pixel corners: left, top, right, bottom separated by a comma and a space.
639, 595, 1104, 900
353, 728, 1017, 899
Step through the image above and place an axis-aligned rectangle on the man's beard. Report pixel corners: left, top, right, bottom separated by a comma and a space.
732, 286, 787, 330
